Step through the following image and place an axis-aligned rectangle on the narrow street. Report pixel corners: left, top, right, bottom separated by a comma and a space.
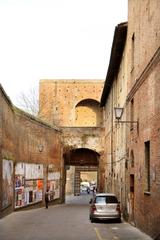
0, 194, 153, 240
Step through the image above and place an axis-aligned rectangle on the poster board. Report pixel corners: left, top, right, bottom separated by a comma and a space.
15, 162, 44, 208
2, 160, 13, 209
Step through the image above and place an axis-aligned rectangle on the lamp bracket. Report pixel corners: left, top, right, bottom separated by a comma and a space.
115, 121, 138, 124
115, 120, 139, 132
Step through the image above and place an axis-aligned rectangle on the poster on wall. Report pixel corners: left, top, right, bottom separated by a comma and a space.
2, 159, 13, 209
48, 171, 60, 200
15, 162, 25, 207
25, 164, 43, 179
15, 162, 44, 208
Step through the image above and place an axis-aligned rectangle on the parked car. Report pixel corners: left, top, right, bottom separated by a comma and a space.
80, 185, 88, 192
80, 181, 90, 193
89, 193, 121, 223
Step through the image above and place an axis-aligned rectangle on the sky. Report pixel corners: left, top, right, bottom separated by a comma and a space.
0, 0, 127, 105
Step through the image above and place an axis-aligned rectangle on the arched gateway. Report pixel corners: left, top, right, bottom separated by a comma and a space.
63, 148, 100, 195
39, 79, 105, 200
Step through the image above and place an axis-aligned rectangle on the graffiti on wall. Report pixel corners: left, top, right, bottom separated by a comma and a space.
2, 159, 13, 209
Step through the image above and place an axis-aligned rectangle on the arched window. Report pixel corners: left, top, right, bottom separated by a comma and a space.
75, 99, 103, 127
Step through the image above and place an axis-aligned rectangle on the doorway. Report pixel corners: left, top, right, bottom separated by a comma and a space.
130, 174, 135, 222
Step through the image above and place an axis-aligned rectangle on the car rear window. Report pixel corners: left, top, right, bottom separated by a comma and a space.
95, 196, 106, 203
95, 196, 118, 204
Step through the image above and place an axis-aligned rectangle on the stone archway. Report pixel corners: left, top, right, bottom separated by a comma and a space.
64, 148, 99, 166
63, 148, 100, 196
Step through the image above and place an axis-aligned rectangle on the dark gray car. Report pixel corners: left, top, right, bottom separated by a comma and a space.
89, 193, 121, 223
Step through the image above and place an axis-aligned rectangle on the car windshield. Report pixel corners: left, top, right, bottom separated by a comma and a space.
95, 196, 118, 204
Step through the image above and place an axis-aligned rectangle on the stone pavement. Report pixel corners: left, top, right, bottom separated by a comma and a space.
0, 193, 153, 240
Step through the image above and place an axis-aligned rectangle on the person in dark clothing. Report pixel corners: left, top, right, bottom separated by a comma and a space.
87, 187, 90, 194
92, 186, 96, 196
45, 189, 50, 209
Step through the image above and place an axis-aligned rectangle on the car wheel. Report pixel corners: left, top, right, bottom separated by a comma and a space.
90, 217, 94, 223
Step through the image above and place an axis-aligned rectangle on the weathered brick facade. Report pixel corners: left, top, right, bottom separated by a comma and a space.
0, 85, 63, 217
126, 1, 160, 238
101, 0, 160, 238
39, 79, 103, 127
39, 79, 105, 194
100, 21, 128, 220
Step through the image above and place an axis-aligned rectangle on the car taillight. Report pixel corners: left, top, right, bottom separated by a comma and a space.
91, 205, 96, 213
116, 204, 121, 213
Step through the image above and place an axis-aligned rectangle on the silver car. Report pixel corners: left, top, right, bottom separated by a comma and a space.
89, 193, 121, 223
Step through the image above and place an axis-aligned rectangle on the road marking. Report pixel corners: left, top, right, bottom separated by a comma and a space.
111, 227, 119, 230
94, 228, 107, 240
94, 227, 120, 240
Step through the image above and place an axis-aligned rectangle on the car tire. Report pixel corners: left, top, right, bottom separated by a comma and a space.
90, 217, 94, 223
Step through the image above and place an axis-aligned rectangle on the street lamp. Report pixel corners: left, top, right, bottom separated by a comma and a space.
114, 107, 139, 130
114, 107, 123, 120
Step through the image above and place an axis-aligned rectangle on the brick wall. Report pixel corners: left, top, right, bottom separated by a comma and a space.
127, 58, 160, 238
126, 0, 160, 238
39, 79, 104, 127
0, 85, 63, 217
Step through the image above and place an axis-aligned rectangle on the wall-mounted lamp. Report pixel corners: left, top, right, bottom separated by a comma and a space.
114, 107, 124, 121
114, 107, 138, 130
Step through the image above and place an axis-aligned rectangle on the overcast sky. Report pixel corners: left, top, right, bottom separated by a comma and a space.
0, 0, 127, 105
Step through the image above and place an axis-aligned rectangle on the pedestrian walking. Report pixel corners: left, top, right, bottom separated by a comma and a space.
92, 186, 96, 196
45, 189, 50, 209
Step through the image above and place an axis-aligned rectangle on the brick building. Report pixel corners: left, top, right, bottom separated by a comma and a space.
39, 79, 103, 127
39, 79, 105, 195
100, 0, 160, 238
100, 21, 128, 217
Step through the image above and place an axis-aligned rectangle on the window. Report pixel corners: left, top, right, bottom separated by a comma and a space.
106, 196, 118, 203
130, 150, 134, 167
131, 33, 135, 73
130, 174, 134, 192
95, 196, 106, 203
95, 196, 118, 204
144, 141, 150, 192
130, 99, 134, 130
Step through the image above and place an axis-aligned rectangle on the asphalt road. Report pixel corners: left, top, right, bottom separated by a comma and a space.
0, 193, 153, 240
